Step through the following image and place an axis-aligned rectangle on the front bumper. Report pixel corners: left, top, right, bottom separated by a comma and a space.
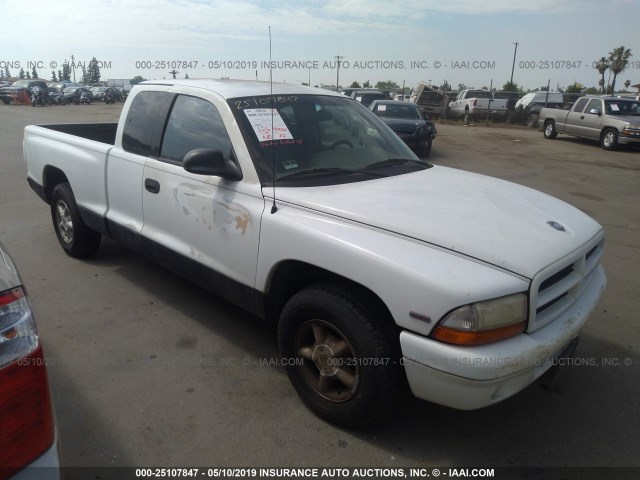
400, 264, 606, 410
618, 133, 640, 145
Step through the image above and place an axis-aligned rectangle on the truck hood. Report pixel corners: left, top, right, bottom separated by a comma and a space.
271, 166, 603, 278
606, 114, 638, 124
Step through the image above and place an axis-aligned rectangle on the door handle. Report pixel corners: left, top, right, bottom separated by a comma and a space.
145, 178, 160, 194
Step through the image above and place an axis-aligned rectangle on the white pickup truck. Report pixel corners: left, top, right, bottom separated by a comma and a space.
24, 79, 606, 427
448, 89, 509, 123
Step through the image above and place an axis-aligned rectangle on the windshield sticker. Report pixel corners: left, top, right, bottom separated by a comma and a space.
244, 108, 294, 142
234, 96, 298, 110
610, 103, 620, 111
282, 160, 299, 170
377, 105, 387, 111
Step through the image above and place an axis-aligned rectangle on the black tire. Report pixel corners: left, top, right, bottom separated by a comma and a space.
418, 141, 432, 158
50, 183, 101, 258
543, 120, 557, 139
278, 284, 402, 427
464, 107, 470, 125
601, 128, 618, 151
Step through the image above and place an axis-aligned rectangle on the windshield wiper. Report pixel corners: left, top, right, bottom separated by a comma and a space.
365, 158, 429, 170
278, 167, 386, 181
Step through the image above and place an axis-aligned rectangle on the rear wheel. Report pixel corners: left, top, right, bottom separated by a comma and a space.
464, 107, 470, 125
543, 120, 557, 139
278, 284, 402, 427
601, 128, 618, 150
50, 183, 101, 258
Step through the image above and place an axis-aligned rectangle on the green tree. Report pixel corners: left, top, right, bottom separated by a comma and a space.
362, 80, 371, 88
87, 57, 101, 83
51, 71, 57, 81
80, 65, 88, 84
457, 83, 467, 91
565, 82, 584, 93
26, 71, 31, 79
130, 75, 146, 85
374, 80, 400, 90
349, 81, 361, 88
624, 79, 631, 91
61, 63, 71, 81
4, 66, 9, 78
57, 69, 63, 81
585, 86, 600, 94
594, 56, 609, 94
608, 46, 632, 92
19, 68, 25, 78
502, 81, 520, 92
31, 65, 38, 78
440, 80, 451, 91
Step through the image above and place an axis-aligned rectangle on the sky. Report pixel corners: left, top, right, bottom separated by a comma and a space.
2, 0, 640, 92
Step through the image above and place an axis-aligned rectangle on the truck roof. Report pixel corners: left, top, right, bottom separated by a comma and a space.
139, 79, 344, 100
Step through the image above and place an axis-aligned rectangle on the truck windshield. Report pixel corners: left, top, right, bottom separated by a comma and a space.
605, 100, 640, 115
229, 94, 429, 186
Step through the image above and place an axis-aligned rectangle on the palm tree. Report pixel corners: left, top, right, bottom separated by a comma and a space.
608, 46, 632, 93
594, 57, 609, 94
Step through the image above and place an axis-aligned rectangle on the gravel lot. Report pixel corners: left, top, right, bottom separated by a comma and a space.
1, 103, 638, 475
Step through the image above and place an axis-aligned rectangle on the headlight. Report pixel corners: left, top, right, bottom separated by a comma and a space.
623, 124, 640, 135
431, 293, 527, 346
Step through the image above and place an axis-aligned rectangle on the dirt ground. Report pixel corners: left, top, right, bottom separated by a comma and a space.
0, 103, 638, 476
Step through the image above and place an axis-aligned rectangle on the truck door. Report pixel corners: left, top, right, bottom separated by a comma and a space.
140, 93, 264, 309
565, 98, 599, 137
579, 99, 605, 139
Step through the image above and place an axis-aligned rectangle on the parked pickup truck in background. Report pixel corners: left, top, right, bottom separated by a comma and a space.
540, 96, 640, 150
24, 79, 606, 427
448, 89, 509, 123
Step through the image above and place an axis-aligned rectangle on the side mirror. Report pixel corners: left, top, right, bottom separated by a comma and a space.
589, 108, 601, 116
182, 148, 242, 181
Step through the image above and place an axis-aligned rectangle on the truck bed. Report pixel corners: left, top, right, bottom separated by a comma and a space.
37, 123, 118, 145
24, 123, 118, 220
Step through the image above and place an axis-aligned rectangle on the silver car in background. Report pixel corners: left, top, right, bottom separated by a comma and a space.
0, 241, 61, 480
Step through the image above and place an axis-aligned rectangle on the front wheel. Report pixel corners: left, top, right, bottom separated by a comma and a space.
601, 128, 618, 150
50, 183, 101, 258
278, 284, 402, 427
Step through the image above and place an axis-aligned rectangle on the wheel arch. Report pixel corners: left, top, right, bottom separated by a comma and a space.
42, 166, 69, 204
263, 260, 394, 327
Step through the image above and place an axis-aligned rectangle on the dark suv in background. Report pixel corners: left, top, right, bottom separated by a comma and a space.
0, 80, 49, 105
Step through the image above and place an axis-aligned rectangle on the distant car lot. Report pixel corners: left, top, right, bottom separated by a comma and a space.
0, 103, 638, 473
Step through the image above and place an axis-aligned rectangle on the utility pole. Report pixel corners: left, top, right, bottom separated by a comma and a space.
335, 55, 343, 92
71, 54, 76, 83
510, 42, 519, 84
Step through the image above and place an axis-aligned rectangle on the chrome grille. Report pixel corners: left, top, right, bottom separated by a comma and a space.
528, 235, 604, 332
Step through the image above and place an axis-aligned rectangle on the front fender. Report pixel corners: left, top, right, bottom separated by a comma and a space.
256, 201, 529, 337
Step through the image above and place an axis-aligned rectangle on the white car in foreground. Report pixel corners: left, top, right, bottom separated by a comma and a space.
0, 241, 61, 479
